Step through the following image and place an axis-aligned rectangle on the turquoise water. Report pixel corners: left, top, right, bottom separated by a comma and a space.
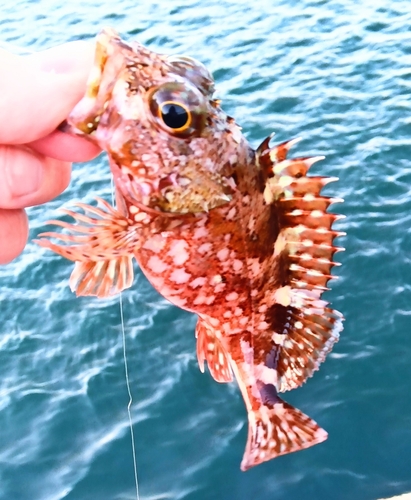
1, 1, 411, 499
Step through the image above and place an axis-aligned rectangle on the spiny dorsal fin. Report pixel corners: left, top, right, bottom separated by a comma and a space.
35, 197, 138, 297
256, 136, 344, 391
196, 320, 233, 383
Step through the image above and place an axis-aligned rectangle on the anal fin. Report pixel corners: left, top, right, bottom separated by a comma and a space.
196, 319, 233, 383
35, 197, 139, 298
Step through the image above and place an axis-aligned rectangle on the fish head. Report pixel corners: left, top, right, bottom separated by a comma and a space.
68, 28, 249, 214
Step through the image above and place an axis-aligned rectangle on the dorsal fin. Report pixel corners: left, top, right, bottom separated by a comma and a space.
255, 137, 344, 391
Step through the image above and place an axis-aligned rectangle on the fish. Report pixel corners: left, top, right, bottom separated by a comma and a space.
36, 28, 344, 471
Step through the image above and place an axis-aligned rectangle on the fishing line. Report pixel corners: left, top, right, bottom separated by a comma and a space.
111, 179, 140, 500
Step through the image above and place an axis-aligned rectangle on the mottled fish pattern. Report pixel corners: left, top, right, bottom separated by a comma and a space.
37, 29, 344, 471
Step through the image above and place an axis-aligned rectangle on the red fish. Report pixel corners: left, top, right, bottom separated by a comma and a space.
36, 28, 344, 470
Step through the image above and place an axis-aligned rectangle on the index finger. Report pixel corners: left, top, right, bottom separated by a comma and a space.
0, 41, 95, 144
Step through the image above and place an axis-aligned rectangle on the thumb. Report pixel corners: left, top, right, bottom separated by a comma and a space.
0, 41, 94, 144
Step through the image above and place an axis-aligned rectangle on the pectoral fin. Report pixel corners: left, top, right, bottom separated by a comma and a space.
35, 197, 139, 298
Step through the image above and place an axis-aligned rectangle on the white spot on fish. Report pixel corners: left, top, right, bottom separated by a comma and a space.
278, 175, 293, 188
134, 212, 147, 222
206, 295, 216, 305
198, 242, 212, 255
234, 307, 243, 316
190, 277, 207, 288
307, 269, 323, 276
250, 259, 261, 277
147, 255, 168, 274
223, 323, 234, 334
248, 217, 256, 232
142, 235, 166, 253
233, 259, 243, 272
300, 253, 312, 260
303, 193, 315, 201
193, 295, 207, 305
274, 232, 287, 256
263, 183, 275, 204
272, 332, 285, 345
214, 283, 226, 293
193, 226, 209, 239
168, 239, 189, 266
209, 317, 220, 327
226, 291, 238, 301
311, 210, 323, 218
227, 207, 237, 220
240, 339, 254, 365
223, 311, 232, 319
274, 286, 292, 307
170, 268, 191, 284
217, 248, 229, 261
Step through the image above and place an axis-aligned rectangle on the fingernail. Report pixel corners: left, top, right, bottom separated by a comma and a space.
6, 154, 43, 198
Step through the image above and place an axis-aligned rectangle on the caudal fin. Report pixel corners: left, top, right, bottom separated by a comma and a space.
241, 397, 327, 471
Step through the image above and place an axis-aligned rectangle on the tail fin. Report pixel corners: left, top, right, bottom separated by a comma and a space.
240, 397, 327, 471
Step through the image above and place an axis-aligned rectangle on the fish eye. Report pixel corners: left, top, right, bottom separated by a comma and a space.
148, 82, 207, 138
158, 101, 191, 132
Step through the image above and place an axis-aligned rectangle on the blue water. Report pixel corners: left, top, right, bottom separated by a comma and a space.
1, 1, 411, 499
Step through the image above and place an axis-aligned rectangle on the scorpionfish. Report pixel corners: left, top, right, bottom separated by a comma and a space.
37, 28, 344, 471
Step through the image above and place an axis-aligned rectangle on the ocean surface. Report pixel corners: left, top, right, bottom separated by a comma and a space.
1, 1, 411, 499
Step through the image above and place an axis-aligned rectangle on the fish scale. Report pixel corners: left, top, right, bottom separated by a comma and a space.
35, 27, 344, 471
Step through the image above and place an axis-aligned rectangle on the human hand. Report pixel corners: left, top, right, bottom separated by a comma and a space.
0, 41, 102, 264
